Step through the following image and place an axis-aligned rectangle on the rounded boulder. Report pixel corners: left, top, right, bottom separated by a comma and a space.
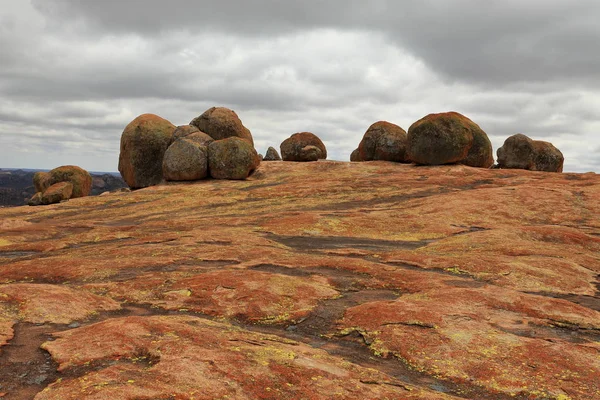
33, 171, 51, 193
162, 139, 209, 181
497, 134, 564, 172
190, 107, 254, 146
357, 121, 409, 162
170, 125, 200, 144
407, 112, 493, 167
280, 132, 327, 162
47, 165, 92, 198
208, 137, 260, 180
42, 182, 73, 205
118, 113, 175, 189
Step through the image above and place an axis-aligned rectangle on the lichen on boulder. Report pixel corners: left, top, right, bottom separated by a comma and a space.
357, 121, 409, 162
118, 113, 175, 189
190, 107, 254, 146
280, 132, 327, 162
41, 182, 73, 205
407, 112, 493, 167
497, 133, 564, 172
208, 137, 260, 180
162, 139, 209, 181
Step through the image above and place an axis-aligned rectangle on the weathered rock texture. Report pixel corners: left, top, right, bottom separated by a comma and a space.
46, 165, 92, 198
41, 182, 73, 205
190, 107, 254, 146
28, 165, 92, 206
118, 113, 175, 189
350, 148, 360, 162
0, 161, 599, 399
497, 133, 564, 172
162, 139, 209, 181
263, 146, 282, 161
280, 132, 327, 161
170, 124, 200, 144
357, 121, 409, 162
407, 112, 494, 167
208, 137, 260, 180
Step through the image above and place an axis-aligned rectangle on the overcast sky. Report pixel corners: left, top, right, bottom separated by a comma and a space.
1, 0, 599, 172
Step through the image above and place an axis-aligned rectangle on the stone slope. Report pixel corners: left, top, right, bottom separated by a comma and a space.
0, 161, 598, 399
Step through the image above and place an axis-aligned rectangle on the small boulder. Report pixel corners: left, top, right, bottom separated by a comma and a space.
47, 165, 92, 198
118, 113, 175, 189
170, 125, 200, 144
208, 137, 260, 180
162, 139, 209, 181
357, 121, 409, 162
42, 182, 73, 205
280, 132, 327, 162
28, 192, 43, 206
190, 107, 254, 146
497, 134, 564, 172
407, 112, 494, 167
33, 172, 51, 193
350, 149, 360, 162
263, 146, 282, 161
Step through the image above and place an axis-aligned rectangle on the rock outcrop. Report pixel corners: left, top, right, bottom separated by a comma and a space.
170, 125, 200, 144
263, 146, 282, 161
407, 112, 494, 167
118, 113, 175, 189
190, 107, 254, 146
497, 133, 564, 172
162, 138, 209, 181
208, 137, 260, 180
280, 132, 327, 162
350, 148, 360, 162
28, 165, 92, 206
1, 161, 599, 399
46, 165, 92, 198
356, 121, 409, 162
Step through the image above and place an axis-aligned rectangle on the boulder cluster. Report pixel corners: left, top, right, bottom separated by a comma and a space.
118, 107, 260, 189
28, 165, 92, 206
350, 111, 563, 172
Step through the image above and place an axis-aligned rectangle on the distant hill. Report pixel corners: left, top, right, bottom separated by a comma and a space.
0, 168, 127, 207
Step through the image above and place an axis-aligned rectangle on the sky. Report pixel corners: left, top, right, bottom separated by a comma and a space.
1, 0, 599, 173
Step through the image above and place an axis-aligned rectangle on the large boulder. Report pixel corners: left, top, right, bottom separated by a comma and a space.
118, 114, 175, 189
497, 134, 564, 172
41, 182, 73, 205
350, 148, 360, 162
407, 112, 494, 167
163, 139, 209, 181
280, 132, 327, 162
208, 137, 260, 180
47, 165, 92, 198
263, 146, 282, 161
190, 107, 254, 146
170, 125, 200, 144
357, 121, 409, 162
185, 132, 214, 147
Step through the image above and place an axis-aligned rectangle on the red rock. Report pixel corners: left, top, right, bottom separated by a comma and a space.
41, 182, 73, 205
46, 165, 92, 198
357, 121, 409, 162
190, 107, 254, 146
280, 132, 327, 161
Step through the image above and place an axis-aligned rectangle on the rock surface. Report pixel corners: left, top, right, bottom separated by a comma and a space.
190, 107, 254, 146
118, 113, 175, 189
208, 137, 260, 180
497, 133, 564, 172
264, 146, 282, 161
47, 165, 92, 199
280, 132, 327, 161
407, 112, 494, 167
162, 139, 209, 181
0, 161, 599, 399
357, 121, 409, 162
170, 124, 200, 143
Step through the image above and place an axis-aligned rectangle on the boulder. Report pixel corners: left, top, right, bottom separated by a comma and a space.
208, 137, 260, 180
263, 146, 282, 161
171, 125, 200, 144
47, 165, 92, 198
184, 132, 214, 147
280, 132, 327, 162
350, 148, 360, 162
407, 112, 494, 167
190, 107, 254, 146
33, 171, 51, 193
41, 182, 73, 205
162, 139, 209, 181
497, 134, 564, 172
28, 192, 43, 206
118, 114, 175, 189
357, 121, 409, 162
